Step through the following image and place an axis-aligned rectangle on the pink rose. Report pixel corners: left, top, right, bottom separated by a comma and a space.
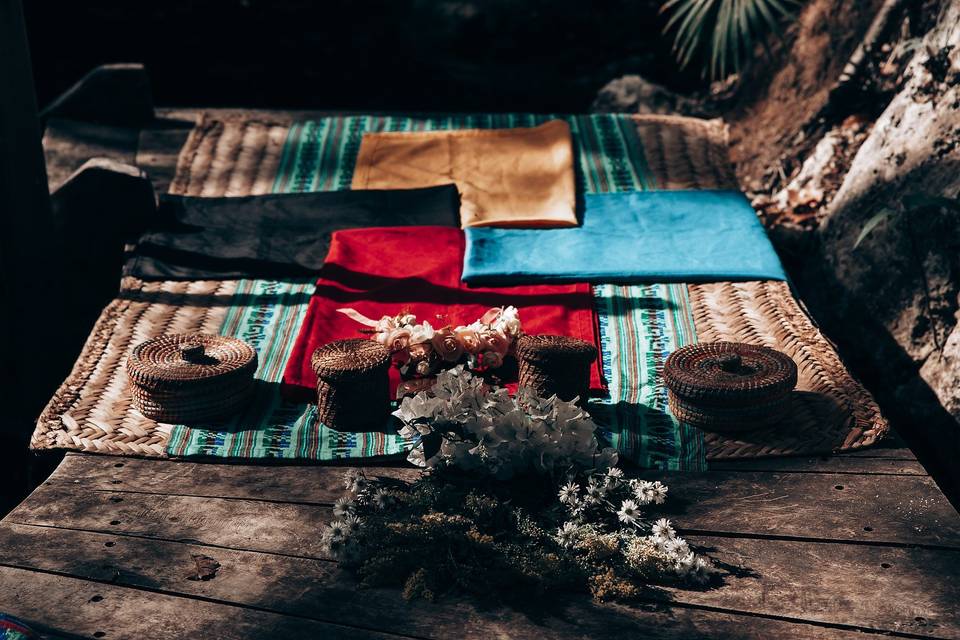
384, 328, 411, 355
480, 330, 510, 356
480, 307, 502, 325
480, 351, 504, 369
457, 328, 483, 355
408, 342, 432, 362
431, 327, 464, 362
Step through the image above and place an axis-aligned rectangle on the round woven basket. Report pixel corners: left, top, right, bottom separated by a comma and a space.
312, 339, 391, 431
126, 334, 258, 423
664, 341, 797, 432
516, 334, 598, 403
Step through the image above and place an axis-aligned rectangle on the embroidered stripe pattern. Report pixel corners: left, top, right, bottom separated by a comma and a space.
271, 114, 652, 195
165, 279, 413, 459
589, 284, 706, 471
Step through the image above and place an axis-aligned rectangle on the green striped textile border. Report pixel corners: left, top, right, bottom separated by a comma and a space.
165, 279, 412, 460
166, 279, 705, 468
271, 114, 655, 195
589, 283, 705, 471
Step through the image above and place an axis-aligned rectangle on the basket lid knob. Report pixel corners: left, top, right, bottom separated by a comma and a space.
180, 343, 206, 363
717, 353, 742, 373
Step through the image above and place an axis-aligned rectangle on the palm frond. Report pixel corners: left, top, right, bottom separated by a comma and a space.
662, 0, 801, 80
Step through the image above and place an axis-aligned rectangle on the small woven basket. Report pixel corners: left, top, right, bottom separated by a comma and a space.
664, 341, 798, 432
312, 339, 392, 431
516, 334, 598, 402
126, 334, 258, 423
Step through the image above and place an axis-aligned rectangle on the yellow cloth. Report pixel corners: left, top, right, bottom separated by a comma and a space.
351, 120, 578, 228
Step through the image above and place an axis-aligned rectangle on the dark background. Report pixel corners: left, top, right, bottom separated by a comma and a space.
25, 0, 703, 113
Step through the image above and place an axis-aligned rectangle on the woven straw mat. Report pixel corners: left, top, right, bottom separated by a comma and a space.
32, 278, 235, 456
32, 112, 887, 458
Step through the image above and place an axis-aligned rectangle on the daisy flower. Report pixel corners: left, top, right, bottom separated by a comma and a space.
604, 467, 623, 489
688, 556, 716, 584
651, 518, 675, 540
555, 522, 580, 548
342, 469, 367, 492
649, 481, 668, 505
663, 536, 690, 558
332, 496, 355, 519
633, 480, 657, 505
371, 488, 392, 510
558, 482, 580, 504
674, 551, 696, 576
342, 514, 362, 534
585, 480, 604, 501
327, 520, 349, 541
617, 499, 641, 525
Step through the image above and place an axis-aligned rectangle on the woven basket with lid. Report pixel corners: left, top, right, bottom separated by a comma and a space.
126, 334, 258, 422
665, 341, 798, 432
312, 339, 391, 431
516, 334, 598, 403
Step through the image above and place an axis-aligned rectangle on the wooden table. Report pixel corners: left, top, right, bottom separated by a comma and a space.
3, 446, 959, 639
4, 110, 959, 639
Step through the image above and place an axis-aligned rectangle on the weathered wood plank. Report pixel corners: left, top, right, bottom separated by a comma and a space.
0, 525, 919, 640
39, 456, 960, 547
0, 522, 957, 638
643, 470, 960, 547
50, 453, 927, 513
680, 535, 960, 637
6, 484, 333, 558
0, 565, 402, 640
47, 453, 416, 505
710, 455, 926, 475
844, 446, 917, 459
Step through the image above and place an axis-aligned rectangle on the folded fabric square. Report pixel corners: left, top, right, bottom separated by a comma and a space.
462, 190, 787, 284
126, 185, 460, 280
351, 120, 578, 228
281, 226, 603, 401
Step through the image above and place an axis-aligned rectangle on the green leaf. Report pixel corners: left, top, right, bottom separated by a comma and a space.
662, 0, 798, 79
854, 210, 893, 249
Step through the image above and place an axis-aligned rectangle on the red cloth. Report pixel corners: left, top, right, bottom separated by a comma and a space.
282, 226, 603, 400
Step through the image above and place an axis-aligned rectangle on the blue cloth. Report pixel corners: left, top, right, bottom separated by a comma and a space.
462, 190, 787, 284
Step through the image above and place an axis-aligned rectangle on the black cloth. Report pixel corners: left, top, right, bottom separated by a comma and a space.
125, 185, 461, 279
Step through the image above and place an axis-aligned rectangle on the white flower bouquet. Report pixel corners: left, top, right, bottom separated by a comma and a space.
393, 365, 618, 478
555, 468, 715, 586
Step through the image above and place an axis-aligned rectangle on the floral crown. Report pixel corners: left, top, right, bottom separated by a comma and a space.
337, 306, 522, 377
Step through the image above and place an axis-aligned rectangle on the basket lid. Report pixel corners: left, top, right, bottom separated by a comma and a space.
664, 342, 797, 404
127, 334, 258, 391
515, 334, 598, 365
312, 339, 391, 381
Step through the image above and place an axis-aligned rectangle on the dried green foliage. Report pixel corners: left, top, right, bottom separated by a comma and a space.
327, 469, 716, 604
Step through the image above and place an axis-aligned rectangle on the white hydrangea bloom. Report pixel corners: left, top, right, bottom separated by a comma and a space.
394, 366, 614, 477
